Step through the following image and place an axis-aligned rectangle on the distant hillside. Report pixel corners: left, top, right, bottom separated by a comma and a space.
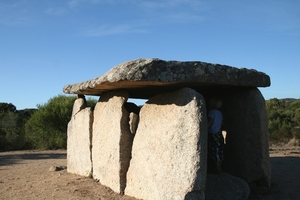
280, 98, 299, 102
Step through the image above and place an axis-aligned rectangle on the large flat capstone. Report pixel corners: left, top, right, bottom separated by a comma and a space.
63, 58, 270, 99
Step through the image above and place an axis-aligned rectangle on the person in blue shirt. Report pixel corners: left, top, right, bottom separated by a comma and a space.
207, 97, 224, 173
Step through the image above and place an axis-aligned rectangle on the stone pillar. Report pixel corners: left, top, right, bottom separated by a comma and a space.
124, 102, 140, 135
92, 90, 133, 194
67, 96, 93, 177
125, 88, 207, 200
222, 88, 271, 186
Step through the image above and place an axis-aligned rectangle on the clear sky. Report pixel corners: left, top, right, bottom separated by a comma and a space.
1, 0, 299, 109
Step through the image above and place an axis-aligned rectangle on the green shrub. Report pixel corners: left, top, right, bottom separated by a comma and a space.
25, 95, 77, 149
24, 95, 97, 150
0, 103, 35, 151
266, 98, 300, 143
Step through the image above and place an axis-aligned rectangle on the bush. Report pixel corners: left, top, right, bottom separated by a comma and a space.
25, 95, 77, 149
0, 103, 36, 151
24, 95, 97, 150
266, 98, 300, 143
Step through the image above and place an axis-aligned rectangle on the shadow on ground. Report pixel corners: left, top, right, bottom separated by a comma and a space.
249, 156, 300, 200
0, 151, 66, 167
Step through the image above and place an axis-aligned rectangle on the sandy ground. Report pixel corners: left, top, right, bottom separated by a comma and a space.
0, 146, 299, 200
256, 145, 300, 200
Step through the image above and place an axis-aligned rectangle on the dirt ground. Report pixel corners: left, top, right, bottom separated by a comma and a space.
0, 145, 299, 200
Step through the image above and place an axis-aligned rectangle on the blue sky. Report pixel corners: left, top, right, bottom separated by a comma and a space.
1, 0, 299, 109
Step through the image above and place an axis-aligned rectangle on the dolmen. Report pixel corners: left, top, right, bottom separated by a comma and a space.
63, 58, 271, 200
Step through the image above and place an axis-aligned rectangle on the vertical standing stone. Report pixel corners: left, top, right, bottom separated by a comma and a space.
67, 96, 93, 177
125, 88, 207, 200
129, 112, 139, 134
124, 102, 140, 135
222, 88, 271, 186
92, 90, 133, 194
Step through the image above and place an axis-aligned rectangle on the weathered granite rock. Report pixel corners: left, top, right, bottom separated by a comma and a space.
222, 88, 271, 186
49, 165, 67, 172
67, 97, 93, 177
128, 112, 139, 134
205, 173, 250, 200
125, 88, 207, 200
92, 90, 133, 194
124, 102, 140, 135
63, 58, 271, 200
63, 58, 270, 99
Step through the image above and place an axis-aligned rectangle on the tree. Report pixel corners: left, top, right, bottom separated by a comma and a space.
24, 95, 97, 149
0, 103, 36, 151
266, 98, 300, 142
0, 102, 16, 113
25, 95, 77, 149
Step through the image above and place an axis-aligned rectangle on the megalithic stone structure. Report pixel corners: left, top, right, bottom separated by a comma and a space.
63, 58, 271, 200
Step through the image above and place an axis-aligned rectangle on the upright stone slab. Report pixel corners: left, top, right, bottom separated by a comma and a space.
124, 102, 140, 135
126, 88, 207, 200
67, 97, 93, 177
129, 112, 139, 134
92, 90, 133, 194
222, 88, 271, 186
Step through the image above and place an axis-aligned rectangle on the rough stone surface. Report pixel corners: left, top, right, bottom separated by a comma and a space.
222, 88, 271, 186
128, 112, 139, 134
124, 102, 140, 135
63, 58, 271, 200
125, 88, 207, 200
205, 173, 250, 200
67, 97, 93, 177
49, 165, 67, 172
63, 58, 270, 99
92, 90, 133, 194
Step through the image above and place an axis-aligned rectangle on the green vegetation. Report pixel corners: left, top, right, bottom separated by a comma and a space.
24, 95, 77, 149
0, 95, 97, 151
0, 103, 36, 151
266, 98, 300, 143
1, 96, 299, 151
